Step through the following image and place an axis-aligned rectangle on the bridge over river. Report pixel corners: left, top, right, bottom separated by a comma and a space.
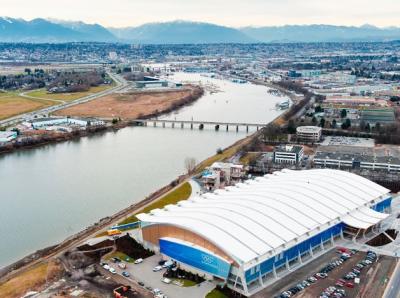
133, 119, 267, 132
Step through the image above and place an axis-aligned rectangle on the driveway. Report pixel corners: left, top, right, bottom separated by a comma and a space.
109, 254, 215, 298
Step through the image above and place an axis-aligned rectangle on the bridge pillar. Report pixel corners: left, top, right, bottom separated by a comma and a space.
153, 121, 156, 127
236, 125, 239, 132
215, 125, 219, 131
190, 123, 193, 130
199, 123, 204, 130
144, 121, 147, 127
226, 125, 229, 131
162, 122, 165, 128
256, 126, 259, 131
172, 122, 175, 128
246, 125, 249, 132
181, 122, 184, 129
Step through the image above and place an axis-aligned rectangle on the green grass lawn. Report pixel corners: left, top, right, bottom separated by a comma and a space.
104, 251, 135, 263
171, 278, 198, 287
118, 181, 192, 225
25, 84, 114, 102
206, 289, 228, 298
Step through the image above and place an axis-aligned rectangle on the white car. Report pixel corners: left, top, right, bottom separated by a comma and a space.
118, 262, 126, 269
109, 267, 117, 274
161, 277, 171, 284
134, 258, 143, 264
153, 288, 162, 294
162, 260, 173, 268
103, 264, 110, 270
153, 266, 163, 272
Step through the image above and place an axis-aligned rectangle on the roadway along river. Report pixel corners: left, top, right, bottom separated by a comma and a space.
0, 73, 286, 268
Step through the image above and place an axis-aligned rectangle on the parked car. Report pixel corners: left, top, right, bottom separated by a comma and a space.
109, 267, 117, 274
111, 257, 121, 263
122, 271, 130, 277
138, 281, 145, 286
162, 260, 174, 268
103, 264, 110, 270
118, 262, 126, 269
135, 258, 143, 264
161, 277, 172, 284
153, 266, 163, 272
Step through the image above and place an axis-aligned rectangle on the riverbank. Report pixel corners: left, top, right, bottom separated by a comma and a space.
0, 130, 257, 284
0, 85, 204, 156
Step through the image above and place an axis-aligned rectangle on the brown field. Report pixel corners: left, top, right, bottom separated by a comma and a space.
0, 260, 63, 298
53, 87, 202, 120
0, 93, 53, 120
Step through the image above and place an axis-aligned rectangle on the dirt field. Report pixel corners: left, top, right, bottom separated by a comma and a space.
253, 248, 396, 298
0, 92, 52, 120
53, 86, 203, 120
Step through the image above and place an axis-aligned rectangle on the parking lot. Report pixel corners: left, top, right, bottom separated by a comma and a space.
103, 254, 215, 298
253, 247, 396, 298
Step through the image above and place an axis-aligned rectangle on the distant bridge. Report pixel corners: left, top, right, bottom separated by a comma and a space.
133, 119, 267, 132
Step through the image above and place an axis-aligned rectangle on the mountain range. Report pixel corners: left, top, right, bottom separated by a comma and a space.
1, 17, 400, 43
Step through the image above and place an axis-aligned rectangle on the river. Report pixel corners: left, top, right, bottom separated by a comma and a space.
0, 73, 286, 268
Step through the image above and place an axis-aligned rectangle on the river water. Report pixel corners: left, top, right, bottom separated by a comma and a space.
0, 73, 286, 268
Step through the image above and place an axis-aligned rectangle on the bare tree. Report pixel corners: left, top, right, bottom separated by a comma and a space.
184, 157, 197, 174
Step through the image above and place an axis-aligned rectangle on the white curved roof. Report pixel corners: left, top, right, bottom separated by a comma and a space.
137, 169, 390, 265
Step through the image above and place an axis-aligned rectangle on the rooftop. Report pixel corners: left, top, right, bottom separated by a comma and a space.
138, 169, 390, 266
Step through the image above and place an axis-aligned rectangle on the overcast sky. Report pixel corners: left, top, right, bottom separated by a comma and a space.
1, 0, 399, 28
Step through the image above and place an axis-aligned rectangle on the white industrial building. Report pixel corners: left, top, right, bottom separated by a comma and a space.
28, 117, 105, 129
296, 126, 322, 143
273, 145, 304, 164
137, 169, 391, 296
0, 131, 18, 143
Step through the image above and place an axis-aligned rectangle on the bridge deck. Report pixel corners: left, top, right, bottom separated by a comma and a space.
134, 119, 266, 127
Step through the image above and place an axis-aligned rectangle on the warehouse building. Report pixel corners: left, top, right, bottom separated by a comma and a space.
137, 169, 391, 296
314, 151, 400, 172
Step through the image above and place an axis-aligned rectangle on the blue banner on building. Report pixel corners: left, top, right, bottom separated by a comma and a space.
159, 238, 231, 279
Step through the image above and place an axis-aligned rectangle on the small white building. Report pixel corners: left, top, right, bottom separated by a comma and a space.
273, 145, 304, 164
30, 117, 105, 129
201, 162, 244, 191
296, 126, 322, 143
0, 131, 17, 143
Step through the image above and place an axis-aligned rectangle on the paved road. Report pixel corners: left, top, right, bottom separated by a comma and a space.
384, 260, 400, 298
0, 72, 129, 128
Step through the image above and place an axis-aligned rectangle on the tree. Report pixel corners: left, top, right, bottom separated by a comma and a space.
365, 123, 371, 132
319, 118, 326, 128
315, 105, 323, 113
287, 120, 296, 134
184, 157, 197, 174
341, 118, 351, 129
331, 119, 337, 129
311, 116, 317, 125
340, 109, 347, 118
